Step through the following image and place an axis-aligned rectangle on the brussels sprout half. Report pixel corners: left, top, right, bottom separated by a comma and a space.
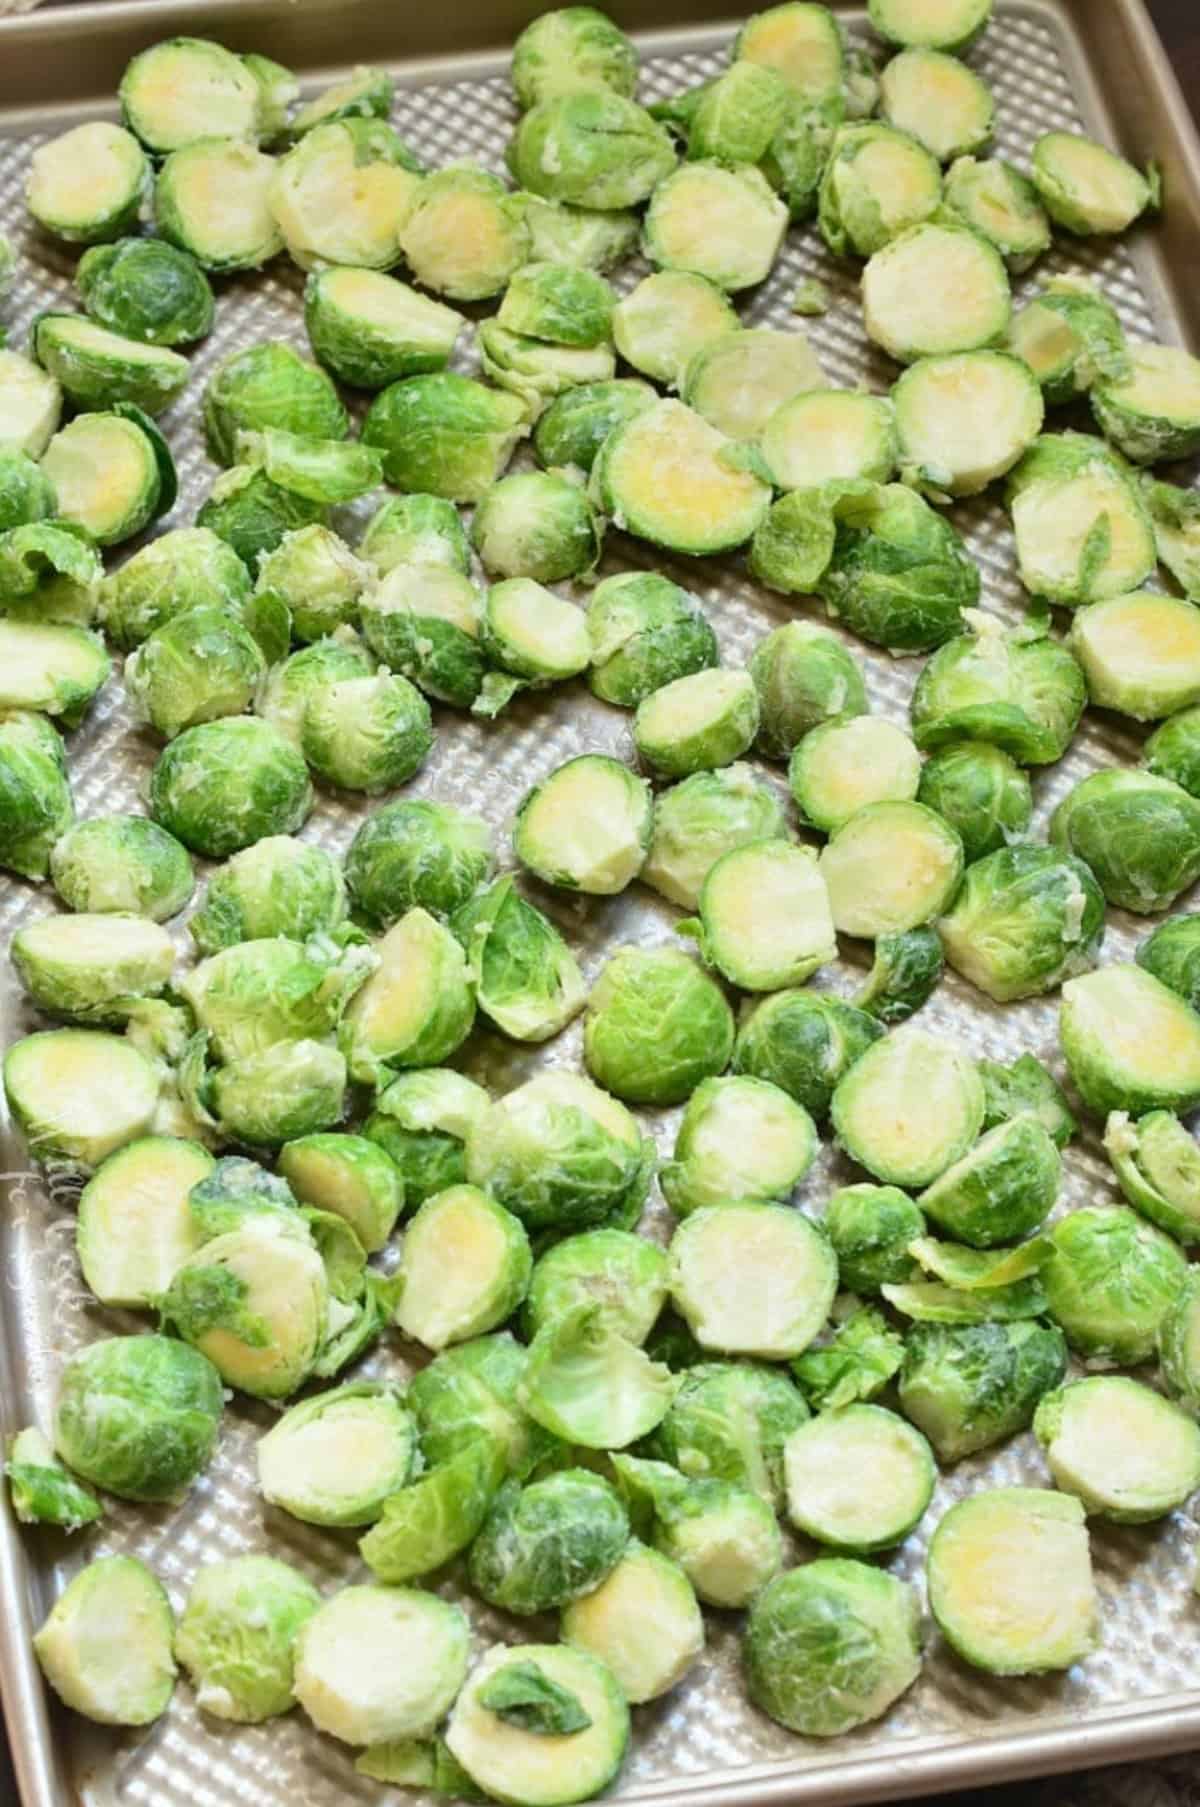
365, 1068, 490, 1211
642, 763, 786, 911
257, 1383, 416, 1526
894, 352, 1043, 499
943, 156, 1051, 271
395, 1185, 531, 1351
1006, 430, 1156, 607
562, 1541, 704, 1706
911, 610, 1082, 763
125, 604, 264, 740
5, 1427, 102, 1534
244, 53, 300, 143
176, 1555, 319, 1723
979, 1051, 1076, 1148
1042, 1203, 1187, 1364
661, 1074, 818, 1217
515, 754, 652, 895
898, 1317, 1066, 1462
521, 193, 640, 270
941, 835, 1104, 1001
300, 671, 433, 795
790, 718, 920, 832
1071, 591, 1200, 722
470, 1468, 629, 1615
611, 270, 738, 389
53, 1332, 222, 1501
647, 1360, 809, 1507
524, 1228, 668, 1345
287, 64, 394, 138
855, 927, 944, 1025
0, 709, 74, 880
269, 120, 422, 271
534, 380, 657, 479
294, 1587, 470, 1747
5, 1027, 158, 1171
361, 493, 471, 577
916, 741, 1032, 863
359, 1433, 506, 1585
783, 1404, 935, 1552
583, 944, 733, 1106
1136, 914, 1200, 1011
510, 7, 638, 110
0, 619, 108, 728
203, 341, 348, 467
861, 222, 1010, 365
819, 800, 964, 938
879, 48, 993, 163
1063, 965, 1200, 1118
822, 1183, 924, 1292
520, 1304, 677, 1448
41, 408, 172, 549
305, 266, 463, 390
918, 1115, 1060, 1247
156, 139, 283, 272
1031, 130, 1155, 236
12, 910, 173, 1023
98, 526, 249, 651
690, 838, 836, 992
364, 373, 527, 503
634, 668, 760, 779
818, 122, 942, 259
34, 314, 188, 420
400, 167, 530, 303
1034, 1376, 1200, 1522
733, 988, 883, 1118
832, 1029, 983, 1189
749, 622, 868, 765
1091, 341, 1200, 466
819, 481, 980, 651
454, 876, 586, 1045
1008, 280, 1130, 407
869, 0, 992, 48
27, 122, 148, 245
736, 3, 846, 106
34, 1557, 176, 1727
341, 908, 474, 1084
596, 399, 772, 556
760, 390, 898, 492
509, 92, 677, 210
280, 1133, 402, 1253
612, 1455, 782, 1608
119, 36, 263, 152
474, 479, 601, 588
74, 1136, 208, 1308
0, 349, 62, 459
586, 571, 717, 709
668, 1201, 837, 1359
683, 328, 825, 443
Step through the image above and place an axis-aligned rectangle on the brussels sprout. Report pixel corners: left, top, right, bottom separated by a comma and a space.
1051, 768, 1200, 915
1008, 279, 1130, 407
1007, 430, 1156, 606
641, 764, 783, 912
1159, 1268, 1200, 1411
453, 876, 586, 1044
469, 1468, 628, 1614
154, 138, 282, 272
359, 1433, 506, 1585
0, 349, 61, 459
791, 1303, 905, 1410
586, 571, 720, 712
879, 48, 993, 163
75, 235, 213, 347
521, 193, 640, 269
0, 519, 105, 629
596, 399, 772, 556
26, 120, 147, 245
498, 262, 615, 351
74, 1135, 208, 1308
467, 1070, 652, 1235
1146, 707, 1200, 800
294, 1587, 469, 1748
365, 1068, 490, 1210
361, 494, 471, 579
819, 800, 964, 939
5, 1426, 102, 1533
0, 450, 55, 535
684, 329, 826, 446
562, 1541, 703, 1706
736, 3, 846, 104
980, 1051, 1076, 1148
175, 1556, 318, 1725
691, 837, 837, 993
524, 1228, 668, 1345
916, 742, 1031, 864
868, 0, 991, 48
237, 426, 381, 508
855, 926, 944, 1026
241, 51, 299, 142
12, 911, 173, 1023
612, 1456, 782, 1608
364, 372, 528, 503
936, 842, 1105, 1005
898, 1317, 1066, 1461
0, 708, 72, 879
5, 1027, 157, 1170
580, 944, 732, 1106
745, 1558, 921, 1736
277, 1135, 399, 1254
288, 64, 394, 137
1090, 340, 1200, 467
661, 1074, 817, 1217
1031, 130, 1155, 235
252, 525, 366, 644
520, 1304, 677, 1448
817, 122, 941, 259
359, 564, 484, 709
1137, 913, 1200, 1011
303, 268, 462, 393
256, 634, 372, 750
648, 1360, 809, 1506
861, 222, 1010, 364
759, 394, 898, 499
119, 35, 263, 150
300, 670, 433, 794
473, 477, 602, 588
341, 908, 473, 1084
189, 840, 341, 957
917, 1115, 1061, 1248
1062, 963, 1200, 1118
819, 481, 980, 651
395, 1185, 531, 1351
446, 1642, 629, 1807
0, 619, 106, 728
1140, 475, 1200, 601
510, 7, 637, 109
514, 754, 652, 894
33, 315, 187, 420
832, 1029, 983, 1189
1042, 1203, 1186, 1364
1069, 589, 1200, 723
749, 485, 847, 596
510, 90, 676, 209
34, 1556, 175, 1727
1035, 1375, 1200, 1523
184, 1153, 301, 1241
149, 716, 312, 857
894, 351, 1044, 500
41, 412, 169, 555
788, 718, 918, 834
733, 988, 884, 1119
822, 1183, 924, 1292
479, 320, 616, 419
53, 1332, 222, 1501
269, 119, 421, 270
532, 381, 653, 480
256, 1382, 415, 1527
203, 343, 348, 468
783, 1403, 934, 1552
643, 161, 787, 293
911, 611, 1082, 761
942, 155, 1050, 270
98, 527, 248, 653
611, 270, 738, 388
207, 1035, 349, 1145
749, 622, 867, 765
196, 462, 325, 567
683, 59, 792, 164
632, 668, 760, 780
342, 803, 490, 937
668, 1200, 837, 1359
410, 1331, 553, 1478
391, 168, 525, 305
125, 604, 264, 741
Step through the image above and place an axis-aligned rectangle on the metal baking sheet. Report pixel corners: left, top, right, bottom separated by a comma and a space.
1, 2, 1200, 1805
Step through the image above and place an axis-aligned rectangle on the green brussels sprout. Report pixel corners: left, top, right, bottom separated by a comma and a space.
0, 619, 108, 727
0, 520, 104, 627
611, 269, 738, 389
533, 380, 655, 478
660, 1074, 818, 1217
868, 0, 991, 49
257, 631, 375, 746
300, 670, 433, 794
762, 93, 835, 219
894, 351, 1044, 499
26, 120, 147, 245
118, 35, 263, 151
345, 799, 493, 932
1062, 963, 1200, 1118
446, 1642, 629, 1807
365, 1068, 490, 1211
155, 138, 283, 272
831, 1029, 983, 1188
293, 1587, 469, 1748
1006, 431, 1156, 607
466, 1070, 652, 1235
1139, 474, 1200, 600
1008, 278, 1130, 407
642, 762, 786, 910
861, 220, 1010, 365
149, 716, 313, 856
648, 1360, 809, 1507
453, 874, 586, 1043
341, 908, 474, 1083
521, 1304, 677, 1447
585, 571, 716, 709
1035, 1375, 1200, 1523
473, 478, 601, 590
822, 1183, 924, 1293
183, 1153, 300, 1241
915, 741, 1031, 864
749, 621, 868, 761
943, 155, 1050, 270
596, 399, 772, 556
745, 1558, 921, 1736
0, 708, 73, 879
643, 162, 787, 293
257, 1383, 416, 1526
1137, 913, 1200, 1011
41, 408, 173, 551
1146, 706, 1200, 798
690, 837, 836, 991
583, 945, 734, 1105
125, 604, 265, 740
4, 1027, 158, 1170
562, 1541, 704, 1706
979, 1051, 1076, 1147
819, 481, 980, 651
510, 91, 676, 209
668, 1200, 837, 1359
53, 1333, 222, 1501
791, 1304, 905, 1411
236, 426, 381, 507
937, 843, 1104, 1004
1031, 130, 1155, 236
736, 3, 846, 105
410, 1331, 553, 1479
898, 1317, 1066, 1462
632, 668, 760, 779
1051, 768, 1200, 915
361, 493, 470, 578
683, 328, 825, 443
613, 1455, 782, 1608
189, 836, 343, 954
917, 1115, 1061, 1246
364, 373, 527, 502
34, 1556, 176, 1728
204, 343, 348, 467
254, 524, 369, 643
521, 192, 640, 269
909, 611, 1084, 763
1159, 1267, 1200, 1412
196, 462, 326, 569
99, 526, 251, 651
790, 718, 921, 832
0, 348, 61, 459
732, 987, 883, 1118
304, 265, 463, 390
818, 122, 942, 259
12, 911, 173, 1021
748, 483, 845, 597
176, 1555, 319, 1725
359, 1434, 506, 1586
269, 119, 422, 270
0, 450, 56, 534
242, 51, 299, 142
879, 47, 993, 163
1042, 1203, 1186, 1364
524, 1228, 668, 1345
5, 1426, 102, 1533
1070, 591, 1200, 722
279, 1133, 402, 1253
74, 234, 213, 347
33, 314, 187, 419
396, 166, 528, 302
819, 800, 964, 938
514, 754, 652, 894
928, 1488, 1097, 1675
684, 60, 792, 165
855, 926, 944, 1025
395, 1185, 531, 1351
498, 261, 614, 350
783, 1403, 935, 1551
470, 1468, 629, 1614
75, 1136, 210, 1308
478, 319, 616, 421
287, 64, 394, 138
511, 7, 637, 109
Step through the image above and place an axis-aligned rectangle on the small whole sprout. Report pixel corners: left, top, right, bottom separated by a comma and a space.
918, 1115, 1061, 1246
257, 1384, 417, 1526
790, 717, 921, 832
937, 844, 1105, 1003
534, 378, 656, 477
345, 799, 493, 930
1006, 431, 1156, 607
176, 1556, 320, 1723
340, 908, 475, 1084
509, 91, 677, 210
691, 838, 837, 991
642, 763, 787, 910
99, 526, 252, 651
643, 162, 788, 293
1031, 130, 1156, 236
898, 1318, 1067, 1462
648, 1360, 809, 1508
943, 157, 1051, 271
12, 912, 175, 1021
511, 7, 638, 109
633, 668, 761, 779
27, 120, 148, 244
583, 944, 734, 1107
1136, 914, 1200, 1013
0, 709, 74, 880
363, 373, 528, 502
519, 1305, 677, 1448
855, 926, 944, 1025
823, 1183, 924, 1292
514, 754, 652, 895
365, 1068, 490, 1211
586, 571, 717, 709
1042, 1203, 1187, 1365
400, 167, 530, 302
453, 875, 587, 1043
916, 741, 1032, 864
818, 122, 942, 259
255, 524, 370, 643
4, 1027, 159, 1170
1146, 707, 1200, 798
293, 1587, 470, 1748
783, 1403, 935, 1552
819, 481, 980, 652
524, 1228, 668, 1346
745, 1560, 922, 1737
53, 1333, 223, 1501
660, 1074, 818, 1217
478, 318, 616, 418
469, 1469, 629, 1614
269, 119, 422, 271
149, 717, 313, 857
611, 270, 739, 388
5, 1426, 102, 1533
203, 341, 348, 467
300, 670, 434, 794
1071, 591, 1200, 722
561, 1542, 704, 1706
749, 621, 867, 762
831, 1030, 984, 1189
668, 1201, 838, 1360
125, 604, 266, 740
1050, 768, 1200, 915
818, 800, 964, 939
34, 1556, 176, 1728
879, 48, 994, 163
395, 1185, 532, 1351
189, 837, 344, 953
1034, 1375, 1200, 1523
861, 222, 1011, 365
279, 1134, 403, 1253
42, 408, 175, 547
909, 611, 1085, 764
74, 235, 213, 345
1062, 963, 1200, 1118
304, 266, 464, 391
155, 139, 283, 273
471, 472, 602, 583
595, 398, 772, 557
614, 1456, 781, 1608
360, 493, 471, 577
733, 988, 883, 1119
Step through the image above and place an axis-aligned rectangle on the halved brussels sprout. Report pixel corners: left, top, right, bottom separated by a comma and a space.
0, 349, 61, 458
361, 563, 485, 708
203, 341, 347, 466
820, 481, 981, 650
454, 876, 586, 1044
861, 222, 1010, 364
197, 465, 323, 567
832, 1029, 983, 1188
365, 1068, 490, 1211
583, 944, 733, 1106
1007, 431, 1158, 606
534, 380, 655, 479
643, 161, 787, 293
409, 1331, 551, 1478
1062, 963, 1200, 1117
562, 1542, 703, 1706
257, 1382, 415, 1526
750, 620, 867, 764
0, 708, 73, 879
5, 1027, 158, 1170
661, 1074, 817, 1217
521, 193, 640, 269
235, 426, 381, 507
244, 52, 299, 142
898, 1315, 1065, 1462
511, 7, 637, 109
1052, 768, 1200, 915
300, 670, 433, 794
790, 718, 920, 832
879, 48, 993, 162
937, 843, 1104, 1004
918, 1115, 1060, 1247
683, 327, 825, 442
76, 235, 213, 347
633, 668, 760, 779
0, 519, 106, 629
520, 1304, 677, 1447
341, 908, 474, 1084
473, 477, 602, 588
149, 717, 312, 857
514, 754, 652, 894
294, 1587, 469, 1747
75, 1135, 209, 1307
35, 1557, 175, 1727
822, 1183, 924, 1292
668, 1200, 837, 1358
855, 926, 944, 1024
1140, 475, 1200, 600
749, 485, 844, 596
34, 314, 188, 418
12, 910, 173, 1022
509, 91, 677, 209
499, 261, 615, 349
943, 156, 1050, 270
733, 987, 883, 1118
1035, 1375, 1200, 1522
683, 59, 791, 165
0, 451, 56, 534
596, 399, 772, 555
288, 64, 394, 138
27, 121, 147, 244
1146, 707, 1200, 799
395, 1185, 531, 1351
928, 1488, 1096, 1674
125, 604, 264, 740
361, 493, 470, 578
176, 1555, 319, 1724
98, 526, 249, 652
191, 838, 341, 958
343, 805, 492, 941
253, 523, 365, 643
0, 618, 108, 727
269, 119, 422, 270
470, 1468, 629, 1614
760, 389, 898, 492
819, 799, 964, 937
612, 1456, 782, 1607
5, 1426, 101, 1533
736, 3, 846, 105
691, 837, 836, 992
256, 633, 373, 749
1160, 1268, 1200, 1412
783, 1404, 934, 1551
358, 1432, 505, 1586
1137, 913, 1200, 1011
42, 412, 170, 558
54, 1332, 222, 1500
894, 351, 1043, 498
647, 1360, 809, 1507
1042, 1203, 1186, 1364
399, 166, 529, 302
1031, 130, 1155, 235
155, 138, 282, 271
466, 1070, 651, 1235
818, 122, 942, 259
524, 1228, 667, 1345
1008, 278, 1130, 406
304, 265, 463, 391
364, 372, 527, 502
916, 741, 1031, 863
1070, 590, 1200, 721
792, 1303, 905, 1410
980, 1051, 1076, 1147
479, 319, 616, 418
745, 1558, 921, 1736
611, 270, 738, 389
119, 36, 263, 151
642, 763, 785, 910
1091, 340, 1200, 466
586, 571, 717, 709
868, 0, 991, 49
278, 1134, 401, 1253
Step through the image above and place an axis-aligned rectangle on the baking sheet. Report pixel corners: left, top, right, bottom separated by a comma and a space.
2, 3, 1200, 1805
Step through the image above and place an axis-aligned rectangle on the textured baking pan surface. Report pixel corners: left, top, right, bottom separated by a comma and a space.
1, 3, 1200, 1805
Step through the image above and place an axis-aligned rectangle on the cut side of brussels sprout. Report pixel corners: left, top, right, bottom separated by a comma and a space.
509, 91, 678, 210
257, 1383, 416, 1526
5, 1028, 159, 1171
474, 479, 601, 588
40, 411, 164, 548
305, 266, 463, 390
633, 667, 760, 779
937, 844, 1103, 1004
832, 1029, 983, 1188
790, 717, 920, 832
818, 123, 942, 260
644, 162, 788, 292
879, 49, 994, 163
12, 910, 173, 1021
176, 1555, 319, 1724
269, 120, 422, 270
868, 0, 992, 50
819, 799, 964, 937
783, 1404, 935, 1551
583, 944, 734, 1106
733, 988, 883, 1119
511, 7, 638, 109
918, 1115, 1060, 1247
150, 717, 313, 857
279, 1134, 402, 1253
34, 1556, 175, 1727
736, 4, 846, 105
364, 372, 527, 503
661, 1073, 817, 1217
534, 379, 656, 478
1008, 281, 1130, 406
54, 1333, 223, 1501
520, 1305, 677, 1447
294, 1587, 470, 1747
27, 122, 147, 244
611, 270, 738, 389
342, 908, 474, 1084
75, 1135, 209, 1308
0, 349, 62, 458
643, 763, 786, 910
1031, 131, 1154, 235
683, 328, 825, 442
943, 156, 1051, 270
927, 1488, 1097, 1674
760, 389, 897, 490
562, 1542, 703, 1705
401, 168, 530, 302
694, 838, 836, 991
596, 399, 771, 555
521, 194, 640, 270
76, 237, 214, 347
34, 314, 188, 417
395, 1185, 531, 1351
0, 620, 109, 728
1091, 341, 1200, 466
668, 1201, 837, 1358
1070, 591, 1200, 721
1035, 1376, 1200, 1523
1043, 1202, 1187, 1364
862, 222, 1010, 364
288, 64, 394, 137
514, 754, 652, 894
894, 351, 1043, 497
156, 139, 283, 272
524, 1228, 667, 1345
1052, 768, 1200, 915
120, 36, 263, 152
5, 1426, 102, 1533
